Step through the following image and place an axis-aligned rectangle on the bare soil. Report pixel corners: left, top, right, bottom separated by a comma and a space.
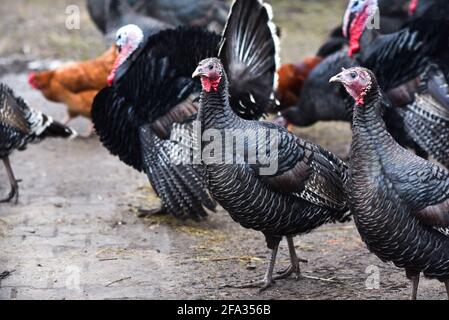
0, 0, 447, 300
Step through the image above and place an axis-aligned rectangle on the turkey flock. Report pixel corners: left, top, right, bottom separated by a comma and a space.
1, 0, 449, 300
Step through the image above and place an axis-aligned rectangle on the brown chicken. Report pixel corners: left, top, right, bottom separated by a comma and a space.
275, 56, 322, 110
28, 45, 118, 136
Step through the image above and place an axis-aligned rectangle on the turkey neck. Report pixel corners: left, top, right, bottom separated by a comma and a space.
351, 88, 398, 163
198, 74, 243, 131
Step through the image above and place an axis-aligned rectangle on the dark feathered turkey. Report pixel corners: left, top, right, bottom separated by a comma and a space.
353, 0, 449, 168
92, 0, 279, 220
331, 66, 449, 300
194, 57, 350, 291
0, 83, 77, 203
274, 0, 415, 117
285, 0, 449, 167
86, 0, 229, 41
282, 0, 415, 126
87, 0, 172, 42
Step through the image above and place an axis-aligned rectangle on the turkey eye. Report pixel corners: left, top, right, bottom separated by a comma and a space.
208, 65, 213, 70
350, 72, 357, 79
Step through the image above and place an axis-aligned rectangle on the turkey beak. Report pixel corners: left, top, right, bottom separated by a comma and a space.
329, 73, 343, 84
192, 66, 205, 78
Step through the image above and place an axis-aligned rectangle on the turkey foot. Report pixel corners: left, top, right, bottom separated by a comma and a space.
137, 206, 167, 218
225, 244, 279, 292
0, 183, 19, 204
227, 277, 276, 292
1, 157, 20, 204
275, 236, 307, 280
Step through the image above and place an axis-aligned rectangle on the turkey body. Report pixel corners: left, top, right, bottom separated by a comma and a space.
87, 0, 173, 42
92, 0, 279, 220
333, 67, 449, 299
87, 0, 229, 41
351, 102, 449, 281
196, 61, 350, 289
0, 83, 77, 203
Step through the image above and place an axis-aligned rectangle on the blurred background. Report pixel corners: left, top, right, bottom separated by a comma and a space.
0, 0, 347, 64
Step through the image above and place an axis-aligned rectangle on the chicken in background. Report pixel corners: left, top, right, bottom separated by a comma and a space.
275, 56, 323, 113
28, 45, 118, 137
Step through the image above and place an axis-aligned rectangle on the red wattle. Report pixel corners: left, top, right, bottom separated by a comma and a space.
348, 9, 368, 57
108, 48, 129, 86
200, 76, 221, 93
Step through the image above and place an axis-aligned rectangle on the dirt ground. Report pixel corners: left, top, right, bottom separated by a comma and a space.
0, 0, 448, 300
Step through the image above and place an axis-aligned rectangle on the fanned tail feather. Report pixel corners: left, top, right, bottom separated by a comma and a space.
219, 0, 280, 119
0, 83, 77, 144
33, 114, 77, 140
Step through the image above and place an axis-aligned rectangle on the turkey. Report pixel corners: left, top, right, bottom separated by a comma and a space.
284, 0, 449, 166
86, 0, 229, 41
330, 67, 449, 300
275, 0, 414, 116
0, 83, 77, 203
279, 0, 421, 127
193, 58, 350, 291
139, 0, 229, 33
87, 0, 172, 42
92, 0, 279, 220
343, 0, 449, 168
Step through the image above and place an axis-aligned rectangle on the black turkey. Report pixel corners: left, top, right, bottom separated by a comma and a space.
87, 0, 172, 42
281, 0, 417, 127
330, 67, 449, 300
344, 0, 449, 168
92, 0, 279, 220
86, 0, 229, 41
285, 0, 449, 166
0, 83, 77, 203
193, 58, 350, 291
282, 0, 425, 127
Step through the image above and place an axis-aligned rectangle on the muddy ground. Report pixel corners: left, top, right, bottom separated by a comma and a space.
0, 0, 448, 300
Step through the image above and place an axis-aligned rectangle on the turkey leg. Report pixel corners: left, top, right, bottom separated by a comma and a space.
407, 271, 420, 300
445, 280, 449, 300
274, 236, 308, 280
227, 243, 279, 292
0, 157, 19, 204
